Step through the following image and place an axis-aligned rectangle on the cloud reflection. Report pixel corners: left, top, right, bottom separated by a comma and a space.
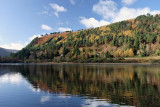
29, 85, 41, 93
0, 73, 22, 84
40, 95, 51, 103
82, 99, 111, 107
82, 99, 135, 107
57, 94, 71, 99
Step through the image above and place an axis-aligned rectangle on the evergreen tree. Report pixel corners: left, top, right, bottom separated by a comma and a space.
54, 49, 59, 56
63, 47, 70, 57
134, 36, 139, 54
73, 45, 80, 56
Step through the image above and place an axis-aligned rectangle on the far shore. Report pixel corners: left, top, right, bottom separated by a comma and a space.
1, 56, 160, 65
0, 62, 160, 66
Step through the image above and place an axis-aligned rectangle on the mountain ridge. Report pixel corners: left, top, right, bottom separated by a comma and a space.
0, 47, 18, 56
11, 14, 160, 62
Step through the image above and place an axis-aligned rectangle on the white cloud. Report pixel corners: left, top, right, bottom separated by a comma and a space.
58, 27, 72, 32
150, 10, 160, 15
0, 73, 22, 85
80, 17, 110, 28
93, 0, 117, 20
29, 35, 42, 41
49, 3, 67, 17
113, 7, 160, 22
0, 43, 24, 50
92, 0, 160, 23
122, 0, 137, 5
41, 24, 52, 31
70, 0, 75, 5
40, 96, 50, 103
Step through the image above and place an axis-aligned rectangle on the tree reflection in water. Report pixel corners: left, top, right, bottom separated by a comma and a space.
1, 64, 160, 107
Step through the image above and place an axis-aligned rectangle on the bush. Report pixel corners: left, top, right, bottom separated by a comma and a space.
151, 59, 160, 63
105, 52, 113, 58
155, 50, 160, 56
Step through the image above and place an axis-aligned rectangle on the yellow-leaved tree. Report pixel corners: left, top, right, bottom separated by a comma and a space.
124, 49, 134, 57
128, 49, 134, 57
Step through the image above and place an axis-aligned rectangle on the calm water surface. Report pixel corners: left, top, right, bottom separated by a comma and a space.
0, 64, 160, 107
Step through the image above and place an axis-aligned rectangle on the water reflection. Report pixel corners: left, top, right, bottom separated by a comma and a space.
82, 99, 116, 107
29, 85, 41, 93
0, 73, 22, 84
40, 95, 51, 103
0, 64, 160, 107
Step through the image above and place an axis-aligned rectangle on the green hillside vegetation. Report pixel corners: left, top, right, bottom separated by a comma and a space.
11, 14, 160, 63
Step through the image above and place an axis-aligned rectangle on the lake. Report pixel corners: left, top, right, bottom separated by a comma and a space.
0, 63, 160, 107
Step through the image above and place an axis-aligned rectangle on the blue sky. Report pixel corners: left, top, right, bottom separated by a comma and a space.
0, 0, 160, 50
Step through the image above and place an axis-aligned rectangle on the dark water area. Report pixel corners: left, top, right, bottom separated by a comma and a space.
0, 63, 160, 107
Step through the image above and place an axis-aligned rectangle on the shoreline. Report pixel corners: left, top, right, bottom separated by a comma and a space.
1, 56, 160, 64
1, 56, 160, 65
0, 62, 159, 66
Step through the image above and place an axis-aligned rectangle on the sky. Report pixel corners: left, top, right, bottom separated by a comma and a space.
0, 0, 160, 50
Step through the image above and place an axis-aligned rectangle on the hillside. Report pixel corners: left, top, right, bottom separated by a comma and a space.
11, 14, 160, 62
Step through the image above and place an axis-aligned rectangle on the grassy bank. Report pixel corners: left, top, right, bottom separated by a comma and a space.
22, 56, 160, 64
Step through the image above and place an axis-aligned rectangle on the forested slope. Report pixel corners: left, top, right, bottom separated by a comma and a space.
11, 14, 160, 62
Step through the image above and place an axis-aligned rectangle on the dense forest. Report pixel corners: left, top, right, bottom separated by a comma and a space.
10, 14, 160, 63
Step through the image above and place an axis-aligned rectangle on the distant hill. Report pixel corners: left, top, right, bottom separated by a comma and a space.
0, 47, 18, 56
11, 14, 160, 62
6, 49, 19, 53
0, 48, 10, 56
